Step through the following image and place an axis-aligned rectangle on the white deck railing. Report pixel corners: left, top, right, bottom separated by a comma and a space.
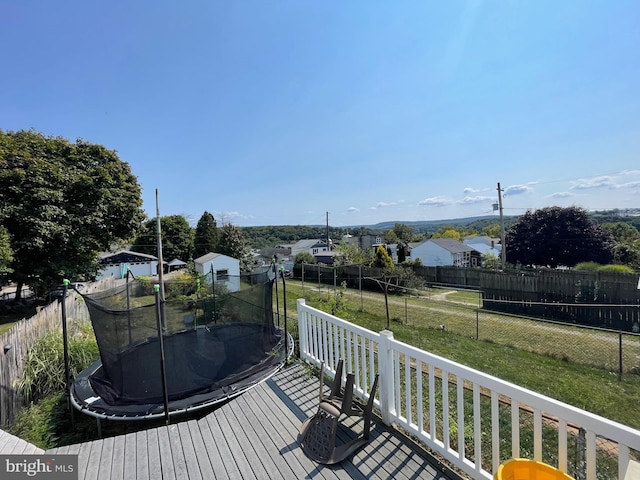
297, 299, 640, 480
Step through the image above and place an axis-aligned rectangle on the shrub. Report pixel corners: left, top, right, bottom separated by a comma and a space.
10, 393, 66, 448
597, 264, 634, 273
135, 275, 153, 295
574, 262, 601, 271
574, 262, 634, 273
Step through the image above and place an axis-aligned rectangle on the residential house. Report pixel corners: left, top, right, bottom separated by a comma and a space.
194, 253, 240, 292
167, 258, 187, 272
314, 250, 336, 265
463, 236, 502, 258
289, 239, 329, 258
97, 250, 161, 280
410, 238, 480, 267
343, 233, 386, 251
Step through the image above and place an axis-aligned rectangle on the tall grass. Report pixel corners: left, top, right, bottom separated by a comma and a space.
17, 321, 99, 403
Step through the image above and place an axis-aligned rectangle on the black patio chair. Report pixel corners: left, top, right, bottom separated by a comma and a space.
298, 360, 379, 465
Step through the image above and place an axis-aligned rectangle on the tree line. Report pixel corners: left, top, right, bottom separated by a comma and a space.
2, 130, 638, 303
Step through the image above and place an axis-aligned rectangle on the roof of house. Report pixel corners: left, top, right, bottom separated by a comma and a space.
464, 236, 500, 247
99, 250, 158, 265
314, 250, 336, 258
429, 238, 476, 254
168, 258, 187, 266
193, 252, 238, 264
292, 239, 328, 250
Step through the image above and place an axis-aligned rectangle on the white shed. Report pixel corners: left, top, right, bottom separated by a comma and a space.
194, 253, 241, 292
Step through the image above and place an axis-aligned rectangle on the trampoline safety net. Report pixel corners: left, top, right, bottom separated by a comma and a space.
75, 270, 287, 418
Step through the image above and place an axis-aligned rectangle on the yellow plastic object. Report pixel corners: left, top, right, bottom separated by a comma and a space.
495, 459, 575, 480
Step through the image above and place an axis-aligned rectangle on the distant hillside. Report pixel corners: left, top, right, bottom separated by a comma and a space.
362, 215, 512, 234
359, 208, 640, 233
242, 209, 640, 248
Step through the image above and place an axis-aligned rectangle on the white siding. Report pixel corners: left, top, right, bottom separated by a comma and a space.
195, 254, 241, 292
410, 241, 454, 266
97, 261, 158, 280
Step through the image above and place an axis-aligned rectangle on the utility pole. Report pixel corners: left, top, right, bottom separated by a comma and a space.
326, 211, 330, 250
496, 182, 506, 270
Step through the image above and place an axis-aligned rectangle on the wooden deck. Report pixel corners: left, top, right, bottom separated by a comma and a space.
0, 428, 44, 455
5, 363, 457, 479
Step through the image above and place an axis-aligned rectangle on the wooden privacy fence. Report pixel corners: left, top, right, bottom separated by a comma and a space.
0, 277, 115, 428
293, 263, 640, 331
482, 269, 640, 330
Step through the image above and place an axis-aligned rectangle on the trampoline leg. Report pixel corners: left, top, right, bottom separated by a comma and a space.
96, 418, 102, 438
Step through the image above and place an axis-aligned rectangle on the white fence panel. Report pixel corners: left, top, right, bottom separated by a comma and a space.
297, 300, 640, 480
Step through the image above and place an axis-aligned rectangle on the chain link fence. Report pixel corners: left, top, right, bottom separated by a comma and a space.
291, 264, 640, 374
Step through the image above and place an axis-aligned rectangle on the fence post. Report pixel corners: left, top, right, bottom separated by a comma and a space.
297, 299, 308, 362
405, 296, 408, 324
619, 332, 623, 380
378, 329, 395, 426
359, 264, 363, 312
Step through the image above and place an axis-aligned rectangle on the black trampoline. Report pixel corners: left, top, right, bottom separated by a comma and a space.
71, 270, 292, 420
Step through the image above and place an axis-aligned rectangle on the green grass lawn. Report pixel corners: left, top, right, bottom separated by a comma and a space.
277, 280, 640, 430
0, 304, 37, 335
0, 321, 16, 336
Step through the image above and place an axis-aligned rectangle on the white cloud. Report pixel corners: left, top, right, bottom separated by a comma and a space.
547, 191, 574, 199
504, 184, 533, 196
217, 211, 255, 221
463, 187, 480, 194
372, 201, 399, 209
418, 196, 452, 207
616, 180, 640, 189
347, 206, 359, 212
570, 176, 615, 190
457, 195, 493, 205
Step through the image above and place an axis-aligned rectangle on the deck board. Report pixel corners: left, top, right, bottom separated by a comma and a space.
2, 362, 457, 479
134, 430, 149, 480
145, 428, 163, 480
156, 425, 177, 480
84, 440, 103, 480
98, 436, 115, 480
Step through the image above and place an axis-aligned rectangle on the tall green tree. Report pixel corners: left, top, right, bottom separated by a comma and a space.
0, 130, 143, 298
332, 242, 373, 266
132, 215, 194, 262
602, 222, 640, 269
371, 245, 394, 269
392, 223, 415, 243
482, 224, 502, 238
0, 227, 13, 278
506, 206, 614, 268
193, 211, 218, 258
294, 252, 316, 264
217, 223, 253, 271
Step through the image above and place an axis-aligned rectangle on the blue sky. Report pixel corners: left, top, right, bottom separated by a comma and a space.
2, 1, 639, 227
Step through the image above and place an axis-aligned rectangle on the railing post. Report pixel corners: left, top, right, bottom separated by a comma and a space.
378, 329, 396, 426
297, 298, 308, 361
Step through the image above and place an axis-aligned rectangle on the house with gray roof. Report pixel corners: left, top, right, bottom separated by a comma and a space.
97, 250, 161, 279
410, 238, 479, 267
463, 236, 502, 257
290, 239, 329, 258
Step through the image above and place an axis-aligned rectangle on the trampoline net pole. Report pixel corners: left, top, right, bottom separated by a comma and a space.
154, 284, 170, 423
